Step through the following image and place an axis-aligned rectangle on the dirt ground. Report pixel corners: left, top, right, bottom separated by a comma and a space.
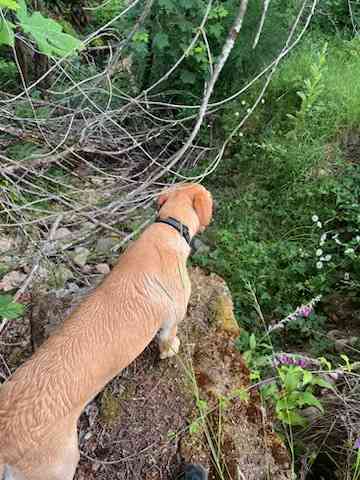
0, 267, 291, 480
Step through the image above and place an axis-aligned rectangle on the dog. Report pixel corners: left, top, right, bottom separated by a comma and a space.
0, 183, 213, 480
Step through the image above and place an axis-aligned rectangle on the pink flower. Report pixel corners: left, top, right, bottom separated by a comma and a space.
298, 305, 313, 318
355, 438, 360, 449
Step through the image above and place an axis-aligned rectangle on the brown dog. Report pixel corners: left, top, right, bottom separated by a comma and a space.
0, 183, 213, 480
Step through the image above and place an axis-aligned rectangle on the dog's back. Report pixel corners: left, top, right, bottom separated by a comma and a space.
0, 183, 213, 480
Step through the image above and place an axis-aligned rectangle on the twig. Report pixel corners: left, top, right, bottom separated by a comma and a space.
253, 0, 271, 49
0, 147, 75, 175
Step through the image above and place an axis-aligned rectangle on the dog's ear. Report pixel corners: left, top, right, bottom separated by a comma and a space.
193, 189, 213, 232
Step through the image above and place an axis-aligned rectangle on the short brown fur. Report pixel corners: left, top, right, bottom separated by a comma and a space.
0, 183, 213, 480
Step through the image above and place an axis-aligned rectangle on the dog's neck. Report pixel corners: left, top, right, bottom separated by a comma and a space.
157, 202, 200, 239
155, 217, 192, 245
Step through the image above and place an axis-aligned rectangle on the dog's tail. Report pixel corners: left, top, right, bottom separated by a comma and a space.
1, 464, 27, 480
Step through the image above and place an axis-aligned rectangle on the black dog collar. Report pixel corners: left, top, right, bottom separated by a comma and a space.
155, 216, 192, 246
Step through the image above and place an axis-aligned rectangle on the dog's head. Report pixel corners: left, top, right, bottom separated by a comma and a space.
156, 183, 213, 234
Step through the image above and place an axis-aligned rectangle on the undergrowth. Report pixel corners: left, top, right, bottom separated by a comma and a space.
193, 32, 360, 479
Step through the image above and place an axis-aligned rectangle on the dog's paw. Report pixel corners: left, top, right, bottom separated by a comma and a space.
160, 336, 180, 359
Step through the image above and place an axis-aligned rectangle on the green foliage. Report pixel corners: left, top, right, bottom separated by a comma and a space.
0, 0, 18, 10
236, 331, 272, 378
287, 43, 328, 136
91, 0, 125, 28
261, 365, 332, 427
0, 58, 17, 84
313, 0, 360, 35
0, 294, 24, 319
0, 0, 82, 56
197, 35, 360, 343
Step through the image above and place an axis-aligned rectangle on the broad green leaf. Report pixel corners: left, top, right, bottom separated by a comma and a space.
311, 377, 334, 390
0, 295, 24, 319
0, 19, 15, 46
260, 382, 279, 400
302, 370, 313, 387
18, 10, 82, 57
0, 0, 18, 11
278, 409, 307, 427
300, 391, 324, 413
283, 367, 302, 393
15, 0, 27, 22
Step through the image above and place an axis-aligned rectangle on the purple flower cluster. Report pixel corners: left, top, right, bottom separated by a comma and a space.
297, 305, 313, 318
273, 353, 311, 369
355, 438, 360, 449
268, 295, 322, 333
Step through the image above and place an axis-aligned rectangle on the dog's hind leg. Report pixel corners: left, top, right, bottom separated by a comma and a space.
159, 321, 180, 360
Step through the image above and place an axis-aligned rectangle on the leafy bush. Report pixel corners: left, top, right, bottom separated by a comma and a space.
196, 34, 360, 351
0, 0, 82, 56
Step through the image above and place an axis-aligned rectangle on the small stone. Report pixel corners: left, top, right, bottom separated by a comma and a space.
81, 265, 92, 274
95, 237, 119, 254
52, 227, 72, 241
335, 339, 348, 353
72, 247, 90, 267
0, 237, 14, 253
191, 238, 210, 256
0, 270, 27, 291
55, 265, 74, 284
95, 263, 110, 275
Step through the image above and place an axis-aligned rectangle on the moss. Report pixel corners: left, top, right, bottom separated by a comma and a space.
209, 288, 240, 335
100, 387, 122, 426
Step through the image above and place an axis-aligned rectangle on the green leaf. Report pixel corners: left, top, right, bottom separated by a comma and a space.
0, 19, 15, 46
0, 0, 18, 10
0, 295, 24, 319
208, 23, 224, 40
179, 0, 193, 9
249, 333, 257, 350
180, 70, 196, 85
302, 370, 313, 387
282, 366, 302, 393
311, 377, 334, 390
278, 409, 307, 426
300, 391, 324, 412
232, 387, 250, 403
15, 0, 27, 22
154, 32, 169, 50
261, 382, 279, 400
18, 10, 82, 57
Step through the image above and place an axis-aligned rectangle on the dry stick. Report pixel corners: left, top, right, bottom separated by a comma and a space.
107, 0, 155, 77
0, 147, 75, 175
14, 214, 63, 303
0, 215, 63, 337
0, 0, 142, 106
252, 0, 271, 49
348, 0, 358, 34
115, 0, 249, 204
183, 0, 319, 184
